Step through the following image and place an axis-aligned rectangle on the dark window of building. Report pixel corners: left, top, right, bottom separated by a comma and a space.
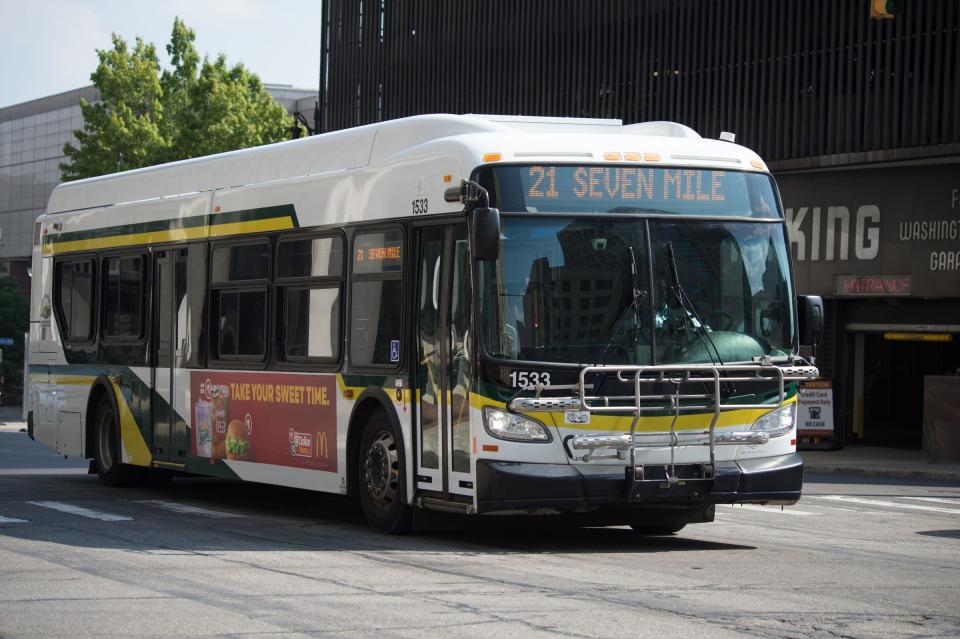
102, 255, 144, 339
351, 228, 403, 367
55, 258, 95, 341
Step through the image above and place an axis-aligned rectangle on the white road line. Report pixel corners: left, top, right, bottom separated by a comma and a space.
0, 515, 28, 524
719, 504, 817, 516
26, 501, 133, 522
814, 495, 960, 515
137, 500, 244, 518
908, 497, 960, 506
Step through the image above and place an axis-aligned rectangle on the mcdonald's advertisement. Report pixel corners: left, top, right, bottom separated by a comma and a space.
190, 371, 337, 472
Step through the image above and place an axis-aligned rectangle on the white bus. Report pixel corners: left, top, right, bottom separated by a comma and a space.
27, 114, 821, 533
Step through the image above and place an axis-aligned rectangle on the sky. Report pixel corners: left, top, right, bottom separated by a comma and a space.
0, 0, 322, 108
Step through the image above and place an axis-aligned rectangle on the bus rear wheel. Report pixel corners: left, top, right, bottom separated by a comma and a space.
358, 412, 412, 533
94, 395, 132, 487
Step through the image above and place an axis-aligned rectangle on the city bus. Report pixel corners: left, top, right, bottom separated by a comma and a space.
27, 114, 821, 533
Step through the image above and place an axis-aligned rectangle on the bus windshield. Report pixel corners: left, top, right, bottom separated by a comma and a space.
478, 217, 795, 365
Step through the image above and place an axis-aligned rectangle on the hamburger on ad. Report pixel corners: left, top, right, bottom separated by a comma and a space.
225, 419, 250, 461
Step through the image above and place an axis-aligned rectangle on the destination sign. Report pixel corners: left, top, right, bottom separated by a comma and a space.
356, 245, 401, 262
488, 165, 780, 218
526, 166, 727, 203
353, 229, 403, 274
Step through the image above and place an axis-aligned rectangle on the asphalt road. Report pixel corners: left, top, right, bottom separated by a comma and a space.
1, 425, 958, 638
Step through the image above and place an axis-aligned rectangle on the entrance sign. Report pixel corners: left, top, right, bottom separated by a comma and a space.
834, 275, 911, 296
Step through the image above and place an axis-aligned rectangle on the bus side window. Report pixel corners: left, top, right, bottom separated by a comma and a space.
54, 258, 96, 343
276, 234, 344, 363
102, 254, 145, 340
350, 228, 403, 367
209, 241, 270, 362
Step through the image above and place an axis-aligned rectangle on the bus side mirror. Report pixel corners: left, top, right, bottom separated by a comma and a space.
797, 295, 824, 346
472, 207, 500, 261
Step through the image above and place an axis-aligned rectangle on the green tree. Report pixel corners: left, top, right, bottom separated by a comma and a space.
0, 265, 29, 403
61, 18, 299, 180
60, 35, 167, 179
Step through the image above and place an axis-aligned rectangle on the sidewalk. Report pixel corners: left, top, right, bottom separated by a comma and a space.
803, 445, 960, 482
0, 404, 26, 432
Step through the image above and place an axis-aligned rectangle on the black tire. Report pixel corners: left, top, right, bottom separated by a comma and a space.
630, 522, 687, 535
358, 411, 412, 533
93, 394, 133, 487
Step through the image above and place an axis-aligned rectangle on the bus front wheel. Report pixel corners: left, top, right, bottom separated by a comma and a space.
94, 395, 132, 487
358, 412, 412, 533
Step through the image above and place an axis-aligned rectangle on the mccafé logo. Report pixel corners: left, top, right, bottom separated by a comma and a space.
289, 429, 312, 457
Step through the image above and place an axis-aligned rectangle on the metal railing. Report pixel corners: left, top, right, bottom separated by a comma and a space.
509, 361, 818, 485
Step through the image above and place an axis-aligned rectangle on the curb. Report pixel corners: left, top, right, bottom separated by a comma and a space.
806, 464, 960, 482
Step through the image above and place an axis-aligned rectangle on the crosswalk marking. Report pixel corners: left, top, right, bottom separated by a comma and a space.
26, 501, 132, 522
814, 495, 960, 515
719, 504, 817, 516
137, 500, 243, 518
0, 515, 28, 524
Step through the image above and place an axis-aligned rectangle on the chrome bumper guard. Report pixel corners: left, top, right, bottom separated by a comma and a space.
508, 360, 818, 497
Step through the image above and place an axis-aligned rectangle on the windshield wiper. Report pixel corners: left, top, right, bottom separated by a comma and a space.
665, 241, 724, 365
628, 246, 646, 352
594, 246, 648, 367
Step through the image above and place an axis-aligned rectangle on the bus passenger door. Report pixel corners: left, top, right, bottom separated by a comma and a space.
415, 224, 472, 499
152, 248, 189, 463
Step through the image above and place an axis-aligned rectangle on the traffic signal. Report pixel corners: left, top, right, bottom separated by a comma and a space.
871, 0, 903, 19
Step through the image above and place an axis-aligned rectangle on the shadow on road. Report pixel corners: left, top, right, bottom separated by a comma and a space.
0, 472, 756, 555
916, 529, 960, 539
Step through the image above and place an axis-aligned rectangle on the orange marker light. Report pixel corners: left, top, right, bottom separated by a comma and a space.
481, 444, 500, 453
483, 152, 502, 163
443, 174, 453, 183
750, 159, 766, 170
214, 205, 221, 213
604, 151, 622, 161
643, 152, 661, 162
623, 152, 641, 161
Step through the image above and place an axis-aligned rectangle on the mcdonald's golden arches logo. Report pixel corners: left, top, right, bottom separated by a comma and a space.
316, 431, 329, 460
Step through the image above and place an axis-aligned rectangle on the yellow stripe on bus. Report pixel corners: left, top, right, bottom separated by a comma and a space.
207, 217, 294, 237
110, 380, 153, 467
468, 392, 796, 432
42, 226, 210, 255
41, 216, 295, 255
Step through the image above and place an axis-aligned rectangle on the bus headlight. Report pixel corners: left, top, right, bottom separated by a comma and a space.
750, 403, 795, 439
482, 407, 552, 442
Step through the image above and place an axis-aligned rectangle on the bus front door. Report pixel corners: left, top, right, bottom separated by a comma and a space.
151, 248, 189, 465
415, 224, 473, 500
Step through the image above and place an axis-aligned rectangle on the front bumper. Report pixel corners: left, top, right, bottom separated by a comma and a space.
476, 452, 803, 514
